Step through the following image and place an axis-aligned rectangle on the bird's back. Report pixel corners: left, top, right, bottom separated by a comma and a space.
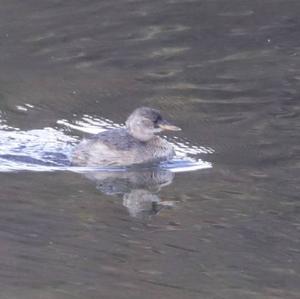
92, 129, 141, 151
72, 128, 174, 166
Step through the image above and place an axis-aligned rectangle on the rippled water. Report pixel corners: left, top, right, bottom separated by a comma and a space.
1, 1, 300, 298
0, 113, 213, 172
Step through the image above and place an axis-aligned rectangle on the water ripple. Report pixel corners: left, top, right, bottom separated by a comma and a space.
0, 114, 213, 173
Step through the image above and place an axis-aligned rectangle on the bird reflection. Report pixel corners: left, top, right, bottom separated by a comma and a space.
83, 167, 175, 218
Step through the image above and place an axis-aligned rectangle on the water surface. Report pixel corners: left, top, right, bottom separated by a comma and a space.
0, 0, 299, 298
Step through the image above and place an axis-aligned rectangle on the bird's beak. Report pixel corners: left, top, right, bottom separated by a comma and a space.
158, 120, 181, 131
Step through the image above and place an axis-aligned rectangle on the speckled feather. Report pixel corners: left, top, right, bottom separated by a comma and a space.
72, 128, 174, 166
72, 107, 178, 166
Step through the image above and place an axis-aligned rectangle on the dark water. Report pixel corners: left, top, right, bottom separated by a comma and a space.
0, 0, 300, 298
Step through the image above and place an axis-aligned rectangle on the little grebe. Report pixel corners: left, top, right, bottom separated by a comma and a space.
71, 107, 181, 166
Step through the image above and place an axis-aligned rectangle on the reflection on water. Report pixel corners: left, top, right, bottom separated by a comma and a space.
85, 168, 174, 218
0, 112, 212, 217
1, 0, 299, 298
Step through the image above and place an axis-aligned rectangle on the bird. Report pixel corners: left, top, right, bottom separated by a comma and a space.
71, 107, 181, 166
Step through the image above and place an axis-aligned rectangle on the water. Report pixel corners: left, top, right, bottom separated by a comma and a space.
0, 0, 299, 298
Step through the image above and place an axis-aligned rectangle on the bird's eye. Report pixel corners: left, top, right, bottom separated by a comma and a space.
154, 115, 162, 124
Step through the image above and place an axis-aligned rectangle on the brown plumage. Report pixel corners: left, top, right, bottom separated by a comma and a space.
72, 107, 181, 167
